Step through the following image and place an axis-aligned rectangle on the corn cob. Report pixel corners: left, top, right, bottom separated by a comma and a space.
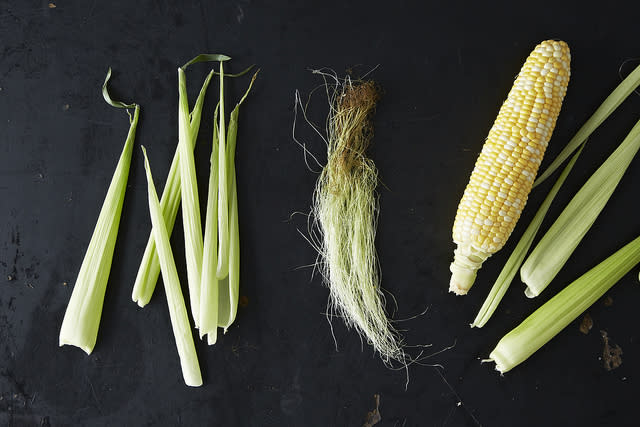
449, 40, 571, 295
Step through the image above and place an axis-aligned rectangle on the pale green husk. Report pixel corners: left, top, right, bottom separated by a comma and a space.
182, 54, 231, 69
216, 63, 230, 280
521, 118, 640, 297
490, 234, 640, 373
219, 170, 240, 331
131, 70, 213, 307
141, 146, 202, 387
218, 73, 257, 331
59, 69, 139, 354
201, 70, 257, 338
177, 67, 208, 328
200, 105, 220, 342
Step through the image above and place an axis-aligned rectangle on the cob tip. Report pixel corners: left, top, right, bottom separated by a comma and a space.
449, 244, 490, 295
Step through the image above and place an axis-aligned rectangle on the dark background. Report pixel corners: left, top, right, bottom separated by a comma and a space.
2, 1, 640, 426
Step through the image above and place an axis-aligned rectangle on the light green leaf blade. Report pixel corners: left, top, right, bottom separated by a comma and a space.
132, 70, 213, 307
533, 64, 640, 187
216, 62, 230, 279
177, 67, 206, 327
490, 234, 640, 373
182, 53, 231, 69
220, 171, 240, 331
217, 71, 257, 330
200, 104, 220, 342
211, 64, 256, 78
59, 73, 139, 354
141, 146, 202, 387
521, 118, 640, 296
101, 68, 136, 111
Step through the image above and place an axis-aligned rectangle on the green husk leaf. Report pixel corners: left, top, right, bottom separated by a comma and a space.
132, 70, 213, 307
533, 64, 640, 187
177, 67, 206, 327
216, 62, 230, 280
490, 234, 640, 373
471, 143, 584, 328
200, 104, 220, 342
59, 72, 139, 354
141, 146, 202, 387
217, 71, 257, 330
521, 118, 640, 297
211, 64, 256, 78
182, 54, 231, 69
101, 68, 136, 111
220, 172, 240, 331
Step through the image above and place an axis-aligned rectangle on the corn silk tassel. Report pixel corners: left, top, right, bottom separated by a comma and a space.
302, 76, 405, 364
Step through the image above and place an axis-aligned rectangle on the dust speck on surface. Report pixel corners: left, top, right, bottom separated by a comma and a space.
62, 104, 70, 111
601, 330, 623, 371
603, 296, 613, 307
236, 4, 244, 23
239, 295, 249, 308
579, 313, 593, 334
363, 394, 381, 427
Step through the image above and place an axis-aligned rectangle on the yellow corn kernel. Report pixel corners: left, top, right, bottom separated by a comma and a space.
450, 40, 570, 295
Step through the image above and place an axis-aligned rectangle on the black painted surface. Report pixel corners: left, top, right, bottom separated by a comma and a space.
1, 1, 640, 426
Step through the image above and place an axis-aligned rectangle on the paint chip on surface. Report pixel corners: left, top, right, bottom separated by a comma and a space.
601, 330, 623, 371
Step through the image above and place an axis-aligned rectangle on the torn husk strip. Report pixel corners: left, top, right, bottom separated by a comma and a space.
132, 70, 212, 307
533, 64, 640, 187
200, 105, 220, 342
141, 146, 202, 387
177, 67, 209, 327
471, 144, 584, 328
200, 68, 257, 341
217, 71, 257, 332
59, 69, 139, 354
310, 78, 404, 363
216, 62, 230, 280
220, 172, 239, 331
489, 234, 640, 373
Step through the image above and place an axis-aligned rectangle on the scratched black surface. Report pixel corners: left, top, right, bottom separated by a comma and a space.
1, 1, 640, 426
